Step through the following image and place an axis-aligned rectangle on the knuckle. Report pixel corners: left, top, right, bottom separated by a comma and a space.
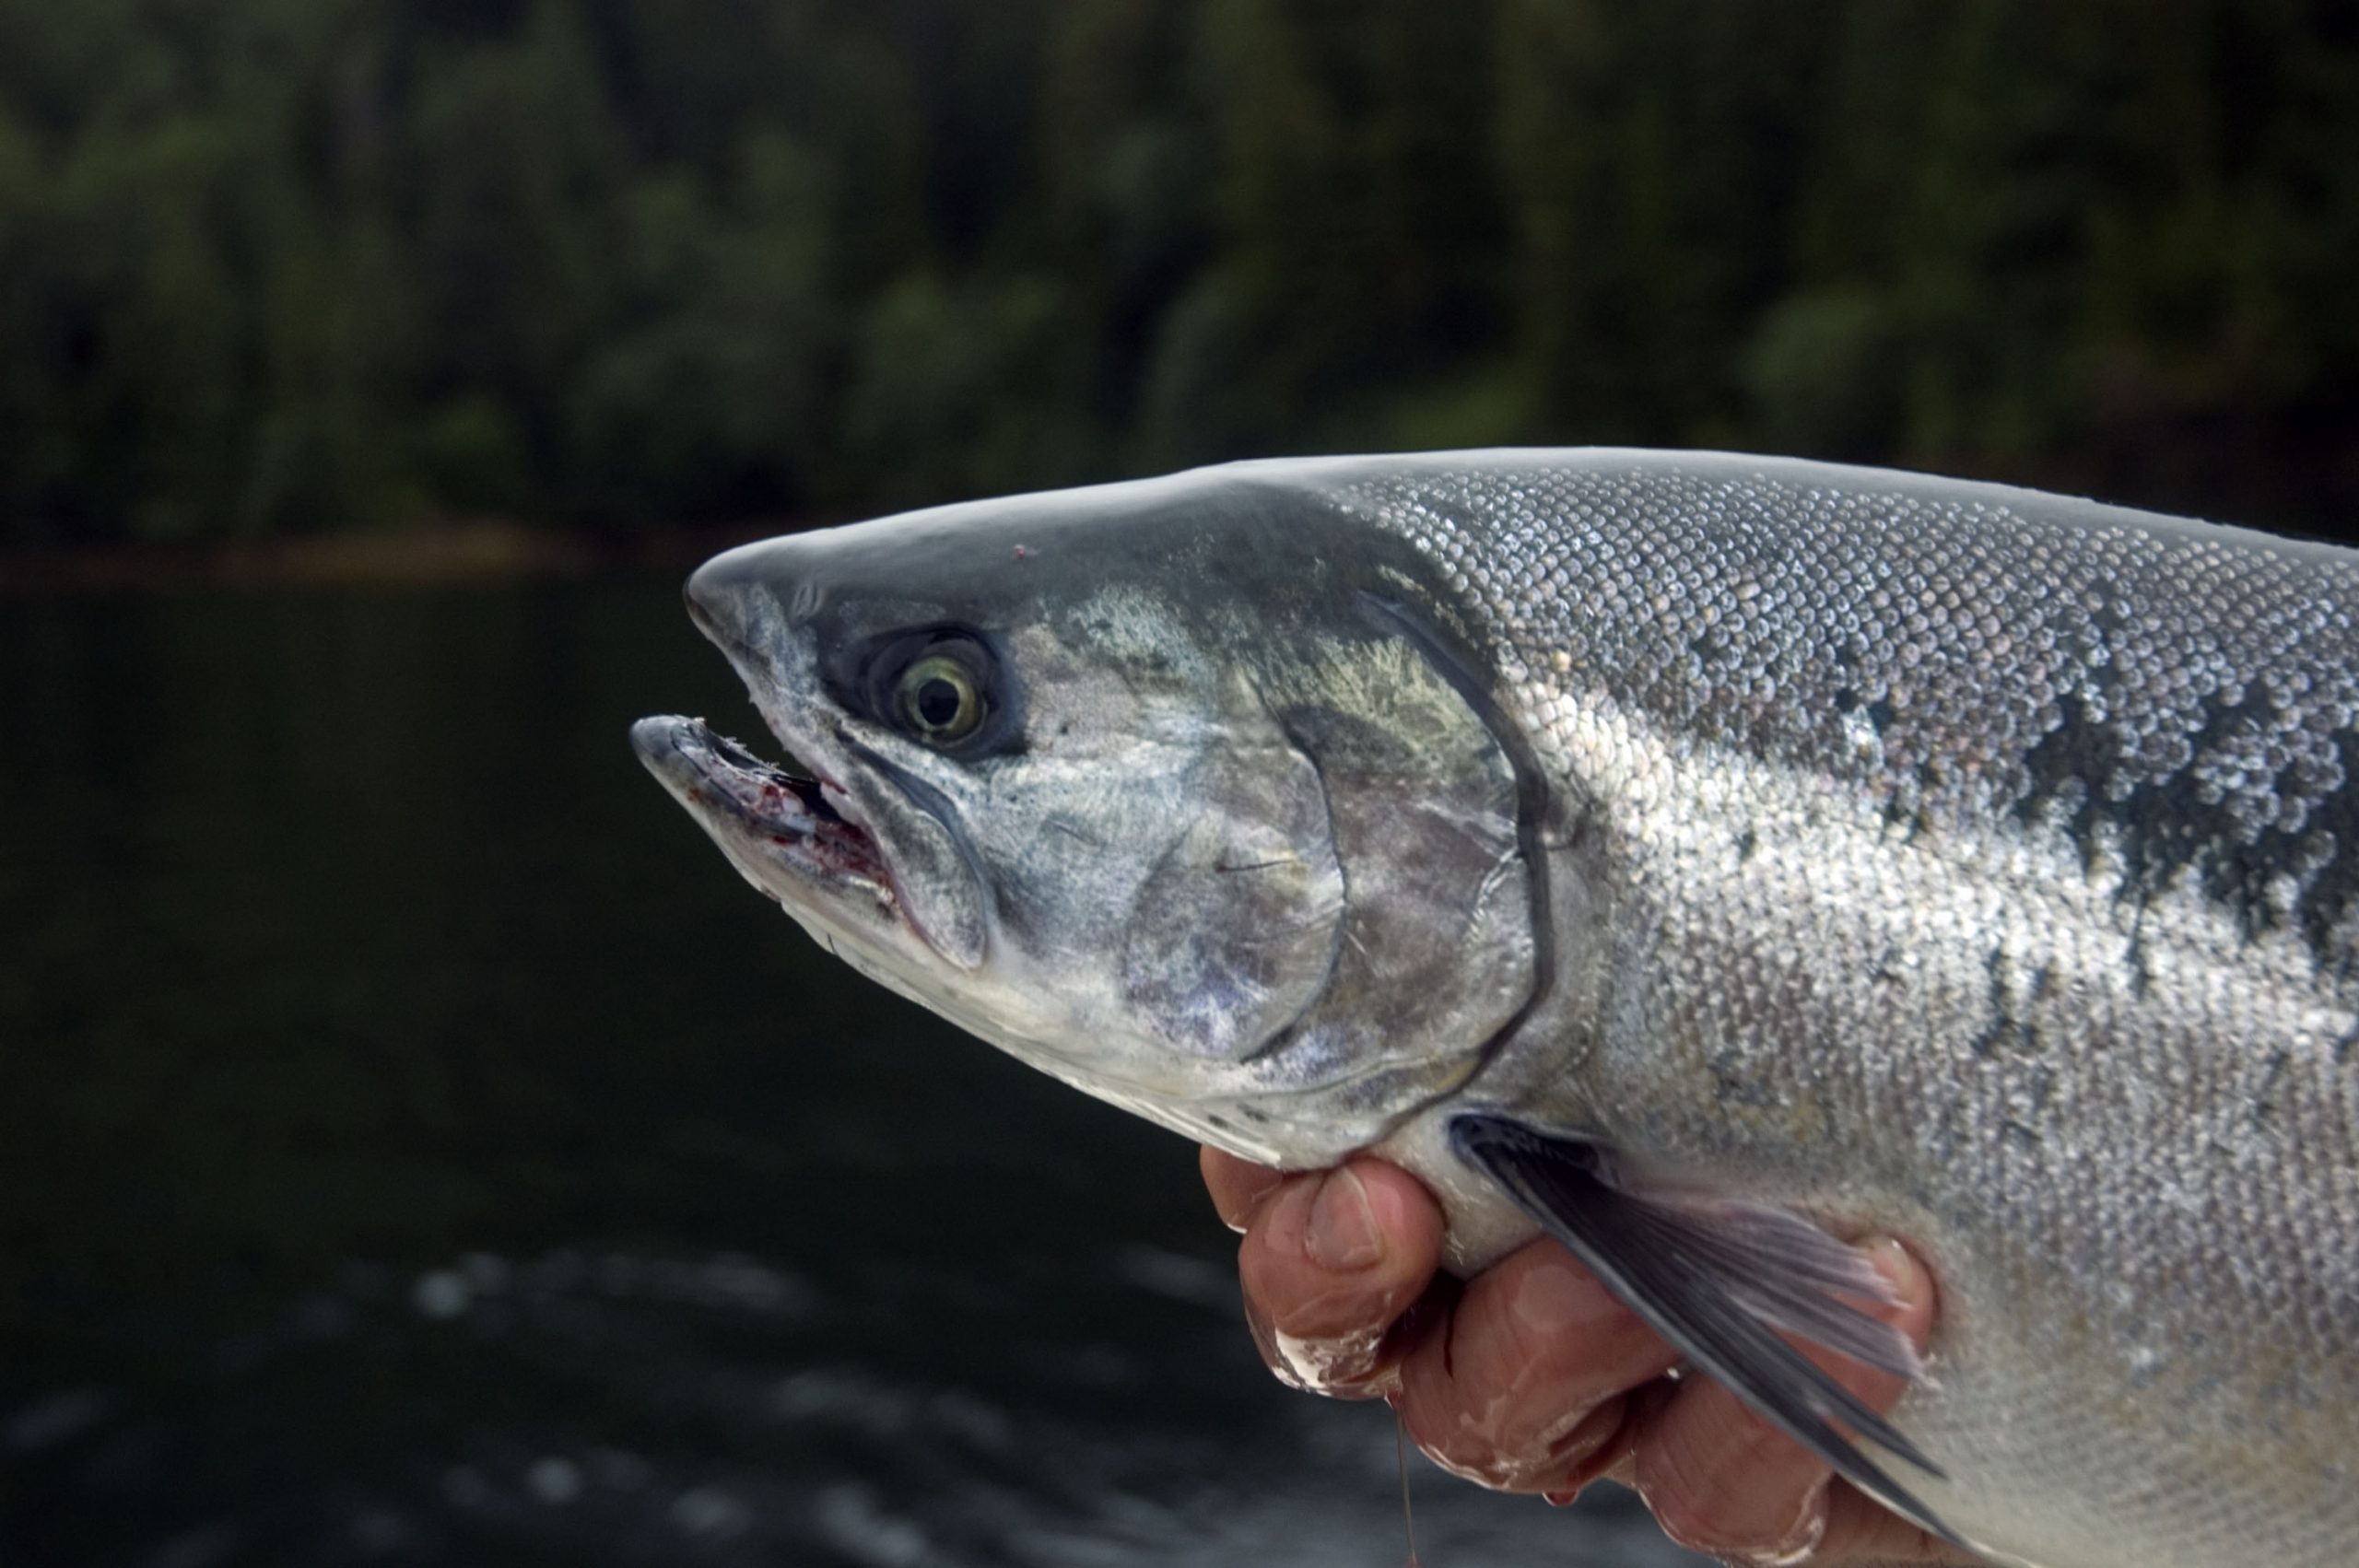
1473, 1245, 1669, 1398
1649, 1486, 1755, 1557
1640, 1442, 1766, 1557
1398, 1362, 1623, 1493
1637, 1384, 1834, 1558
1401, 1407, 1518, 1490
1255, 1267, 1398, 1346
1492, 1284, 1577, 1379
1647, 1469, 1826, 1563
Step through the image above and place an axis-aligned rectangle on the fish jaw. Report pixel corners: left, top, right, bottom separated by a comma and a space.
629, 713, 933, 963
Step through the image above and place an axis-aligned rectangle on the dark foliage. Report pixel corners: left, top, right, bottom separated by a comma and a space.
2, 0, 2356, 544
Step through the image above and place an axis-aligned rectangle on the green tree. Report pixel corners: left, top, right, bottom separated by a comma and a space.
0, 0, 2356, 545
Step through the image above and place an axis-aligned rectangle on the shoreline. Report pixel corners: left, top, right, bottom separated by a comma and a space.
0, 521, 804, 595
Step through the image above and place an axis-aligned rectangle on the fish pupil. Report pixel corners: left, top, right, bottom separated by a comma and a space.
917, 677, 963, 729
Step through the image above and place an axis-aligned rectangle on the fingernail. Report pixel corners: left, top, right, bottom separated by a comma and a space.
1543, 1487, 1582, 1508
1307, 1168, 1382, 1270
1860, 1234, 1924, 1301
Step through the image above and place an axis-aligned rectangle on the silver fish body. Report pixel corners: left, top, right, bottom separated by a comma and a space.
636, 451, 2359, 1568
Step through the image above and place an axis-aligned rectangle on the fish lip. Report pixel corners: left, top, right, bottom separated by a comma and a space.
630, 713, 902, 921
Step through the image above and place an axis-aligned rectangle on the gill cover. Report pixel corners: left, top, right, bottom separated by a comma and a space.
1242, 597, 1544, 1128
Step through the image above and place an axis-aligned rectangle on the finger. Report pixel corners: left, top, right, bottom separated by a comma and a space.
1236, 1159, 1443, 1397
1200, 1145, 1286, 1233
1804, 1480, 1986, 1565
1395, 1239, 1681, 1492
1635, 1236, 1939, 1563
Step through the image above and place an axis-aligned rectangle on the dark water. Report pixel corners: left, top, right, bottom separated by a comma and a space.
0, 582, 1700, 1568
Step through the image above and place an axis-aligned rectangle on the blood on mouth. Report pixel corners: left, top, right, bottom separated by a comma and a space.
688, 720, 895, 897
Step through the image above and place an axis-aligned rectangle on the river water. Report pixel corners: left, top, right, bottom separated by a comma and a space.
0, 581, 1702, 1567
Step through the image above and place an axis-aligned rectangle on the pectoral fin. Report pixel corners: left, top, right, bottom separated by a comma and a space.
1449, 1113, 1966, 1551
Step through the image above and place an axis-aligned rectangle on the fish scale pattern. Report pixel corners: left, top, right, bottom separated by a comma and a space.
1333, 454, 2359, 961
1308, 452, 2359, 1568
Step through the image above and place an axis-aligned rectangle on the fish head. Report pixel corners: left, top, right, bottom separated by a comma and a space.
633, 464, 1545, 1166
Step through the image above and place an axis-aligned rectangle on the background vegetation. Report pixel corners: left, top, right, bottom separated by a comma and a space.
3, 0, 2357, 548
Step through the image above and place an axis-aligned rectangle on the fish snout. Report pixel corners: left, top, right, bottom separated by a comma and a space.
685, 543, 778, 653
701, 520, 842, 618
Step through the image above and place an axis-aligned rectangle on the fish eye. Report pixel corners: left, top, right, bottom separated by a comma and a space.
895, 653, 985, 743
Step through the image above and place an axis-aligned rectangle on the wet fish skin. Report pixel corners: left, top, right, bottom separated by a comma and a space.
1334, 454, 2359, 1568
639, 451, 2359, 1568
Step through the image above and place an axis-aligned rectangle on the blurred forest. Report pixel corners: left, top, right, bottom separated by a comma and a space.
3, 0, 2358, 548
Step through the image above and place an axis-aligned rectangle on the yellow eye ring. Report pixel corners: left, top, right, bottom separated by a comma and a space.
896, 655, 984, 743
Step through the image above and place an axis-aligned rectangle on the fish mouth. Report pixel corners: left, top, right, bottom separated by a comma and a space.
630, 714, 899, 922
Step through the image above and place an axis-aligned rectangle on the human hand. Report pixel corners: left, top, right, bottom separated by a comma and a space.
1201, 1147, 1980, 1565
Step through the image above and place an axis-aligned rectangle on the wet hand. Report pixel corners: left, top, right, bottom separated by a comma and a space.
1201, 1147, 1979, 1565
